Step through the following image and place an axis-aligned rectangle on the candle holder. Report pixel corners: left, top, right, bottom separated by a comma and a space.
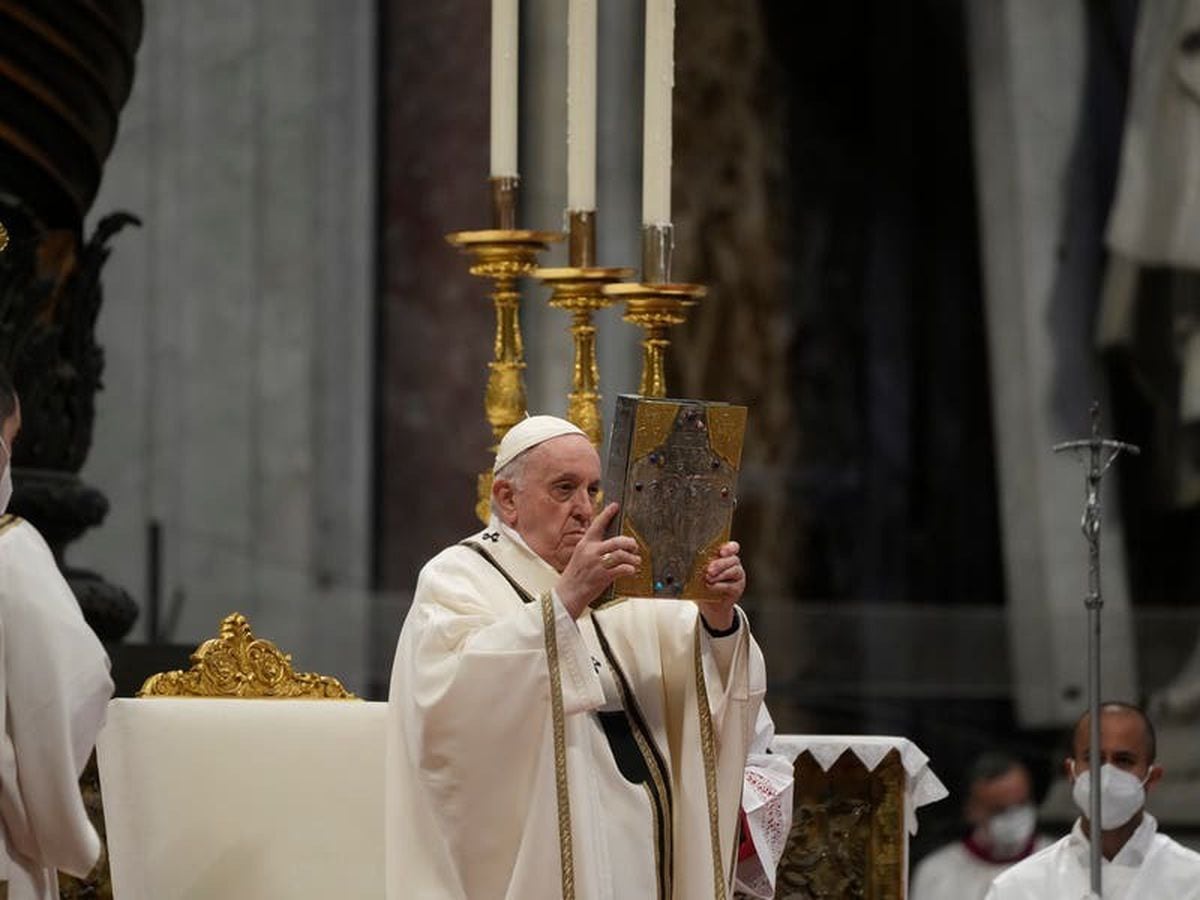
534, 211, 632, 446
603, 223, 704, 399
605, 282, 704, 398
447, 177, 563, 523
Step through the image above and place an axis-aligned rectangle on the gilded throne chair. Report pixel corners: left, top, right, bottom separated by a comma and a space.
95, 614, 386, 899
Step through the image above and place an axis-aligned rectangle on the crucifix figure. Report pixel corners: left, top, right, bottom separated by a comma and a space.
1052, 402, 1139, 898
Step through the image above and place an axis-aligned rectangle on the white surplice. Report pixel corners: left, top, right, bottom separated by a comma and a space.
985, 814, 1200, 900
911, 836, 1054, 900
386, 517, 789, 900
0, 515, 113, 899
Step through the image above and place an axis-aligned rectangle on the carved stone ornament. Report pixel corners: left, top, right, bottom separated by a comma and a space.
138, 613, 356, 699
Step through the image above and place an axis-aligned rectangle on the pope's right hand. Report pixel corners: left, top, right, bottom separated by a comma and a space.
555, 503, 641, 618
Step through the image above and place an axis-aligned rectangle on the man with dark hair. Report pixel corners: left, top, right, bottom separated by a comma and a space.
0, 365, 113, 899
987, 701, 1200, 898
911, 751, 1049, 900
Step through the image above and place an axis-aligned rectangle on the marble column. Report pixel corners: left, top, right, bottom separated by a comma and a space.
967, 0, 1138, 727
375, 0, 494, 694
76, 0, 376, 692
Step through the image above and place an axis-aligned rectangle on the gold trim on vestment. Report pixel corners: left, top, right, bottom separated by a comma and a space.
640, 782, 666, 900
541, 591, 576, 900
0, 514, 20, 537
693, 626, 728, 900
593, 619, 674, 900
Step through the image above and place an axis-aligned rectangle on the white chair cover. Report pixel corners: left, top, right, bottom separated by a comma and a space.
97, 698, 386, 900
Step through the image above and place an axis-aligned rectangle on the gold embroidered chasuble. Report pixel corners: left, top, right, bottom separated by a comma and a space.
385, 517, 768, 900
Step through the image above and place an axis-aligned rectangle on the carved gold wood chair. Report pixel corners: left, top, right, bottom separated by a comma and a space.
96, 614, 386, 900
769, 736, 949, 900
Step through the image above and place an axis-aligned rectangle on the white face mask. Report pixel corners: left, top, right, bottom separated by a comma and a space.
0, 436, 10, 515
1070, 761, 1149, 830
982, 803, 1037, 858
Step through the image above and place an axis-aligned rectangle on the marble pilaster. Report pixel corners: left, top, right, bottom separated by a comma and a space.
966, 0, 1138, 726
77, 0, 376, 692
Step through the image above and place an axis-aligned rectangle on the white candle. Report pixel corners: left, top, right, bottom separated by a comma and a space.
642, 0, 675, 225
567, 0, 598, 212
491, 0, 519, 178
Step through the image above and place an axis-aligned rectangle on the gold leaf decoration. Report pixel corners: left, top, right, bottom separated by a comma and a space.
138, 613, 355, 699
774, 750, 906, 899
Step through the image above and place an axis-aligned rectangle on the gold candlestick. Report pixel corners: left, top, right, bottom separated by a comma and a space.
604, 223, 704, 398
448, 177, 563, 523
535, 210, 632, 446
605, 283, 704, 398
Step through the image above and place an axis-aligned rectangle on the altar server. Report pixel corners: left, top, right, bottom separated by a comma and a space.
0, 367, 113, 899
986, 702, 1200, 899
386, 415, 792, 899
911, 752, 1050, 900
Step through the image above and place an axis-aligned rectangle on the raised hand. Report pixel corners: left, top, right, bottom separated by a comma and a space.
695, 541, 745, 633
554, 503, 641, 618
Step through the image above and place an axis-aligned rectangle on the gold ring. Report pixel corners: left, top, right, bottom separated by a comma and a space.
602, 552, 614, 568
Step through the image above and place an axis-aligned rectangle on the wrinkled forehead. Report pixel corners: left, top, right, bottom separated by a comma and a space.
524, 434, 601, 477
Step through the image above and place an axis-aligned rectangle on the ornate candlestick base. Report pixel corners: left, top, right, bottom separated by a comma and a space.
535, 265, 632, 445
604, 282, 705, 399
446, 227, 563, 523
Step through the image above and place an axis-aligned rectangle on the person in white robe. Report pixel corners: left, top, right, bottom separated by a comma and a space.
986, 701, 1200, 899
911, 752, 1051, 900
386, 415, 792, 900
0, 372, 113, 899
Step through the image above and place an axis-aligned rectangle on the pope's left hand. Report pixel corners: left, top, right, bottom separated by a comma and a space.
696, 541, 745, 633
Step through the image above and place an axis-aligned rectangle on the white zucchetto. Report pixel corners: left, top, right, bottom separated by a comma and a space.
493, 415, 586, 473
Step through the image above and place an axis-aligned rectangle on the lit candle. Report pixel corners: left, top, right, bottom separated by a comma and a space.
491, 0, 519, 178
642, 0, 674, 226
567, 0, 598, 212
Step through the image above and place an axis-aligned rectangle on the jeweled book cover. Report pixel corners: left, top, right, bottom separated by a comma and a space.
602, 394, 747, 602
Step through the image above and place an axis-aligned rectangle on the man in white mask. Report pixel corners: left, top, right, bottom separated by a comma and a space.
911, 752, 1050, 900
0, 365, 114, 898
986, 701, 1200, 899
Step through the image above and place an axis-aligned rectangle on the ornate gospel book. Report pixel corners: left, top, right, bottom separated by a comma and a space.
602, 394, 747, 602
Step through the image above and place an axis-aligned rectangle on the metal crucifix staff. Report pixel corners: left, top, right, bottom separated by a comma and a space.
1052, 402, 1139, 897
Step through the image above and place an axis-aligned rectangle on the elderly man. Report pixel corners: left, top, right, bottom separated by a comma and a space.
386, 415, 790, 900
0, 365, 113, 898
911, 752, 1050, 900
986, 701, 1200, 899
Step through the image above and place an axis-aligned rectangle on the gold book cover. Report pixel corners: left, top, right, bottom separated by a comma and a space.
602, 395, 747, 602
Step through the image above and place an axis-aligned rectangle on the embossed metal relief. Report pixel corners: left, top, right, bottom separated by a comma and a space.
605, 396, 746, 601
774, 750, 906, 900
138, 613, 355, 699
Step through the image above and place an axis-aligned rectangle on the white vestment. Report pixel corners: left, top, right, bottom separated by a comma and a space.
985, 814, 1200, 900
910, 836, 1053, 900
386, 518, 788, 900
0, 515, 113, 899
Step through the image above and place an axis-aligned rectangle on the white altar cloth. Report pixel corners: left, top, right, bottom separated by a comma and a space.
770, 734, 949, 836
